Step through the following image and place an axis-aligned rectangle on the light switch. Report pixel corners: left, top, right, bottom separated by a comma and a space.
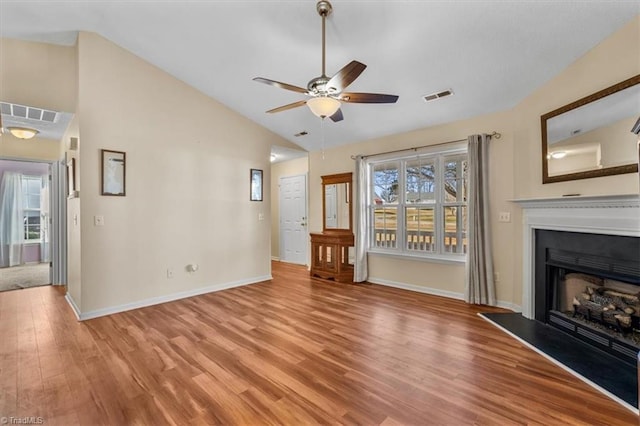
94, 215, 105, 226
258, 213, 265, 221
498, 212, 511, 223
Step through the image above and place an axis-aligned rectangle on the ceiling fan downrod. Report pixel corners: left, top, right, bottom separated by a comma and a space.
317, 0, 332, 78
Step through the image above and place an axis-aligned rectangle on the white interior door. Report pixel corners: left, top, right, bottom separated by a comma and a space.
279, 174, 307, 265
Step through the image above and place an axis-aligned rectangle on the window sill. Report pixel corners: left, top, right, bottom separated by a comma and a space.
368, 249, 466, 265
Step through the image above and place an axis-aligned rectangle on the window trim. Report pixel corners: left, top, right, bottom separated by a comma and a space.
22, 175, 43, 242
365, 142, 468, 261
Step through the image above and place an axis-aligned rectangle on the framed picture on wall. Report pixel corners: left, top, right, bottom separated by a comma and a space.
250, 168, 263, 201
67, 157, 77, 198
101, 149, 126, 196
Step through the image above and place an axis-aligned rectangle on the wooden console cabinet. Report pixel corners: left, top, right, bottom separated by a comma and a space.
310, 232, 354, 283
311, 172, 354, 283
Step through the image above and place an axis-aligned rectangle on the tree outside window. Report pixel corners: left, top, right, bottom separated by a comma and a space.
367, 148, 468, 259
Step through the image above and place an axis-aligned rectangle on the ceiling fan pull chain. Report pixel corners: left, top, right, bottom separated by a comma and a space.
321, 118, 325, 160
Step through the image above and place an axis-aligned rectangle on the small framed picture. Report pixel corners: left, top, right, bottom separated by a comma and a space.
250, 168, 263, 201
101, 149, 126, 196
67, 157, 77, 198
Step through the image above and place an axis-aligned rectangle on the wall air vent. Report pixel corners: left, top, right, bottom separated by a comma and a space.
0, 102, 58, 123
423, 89, 454, 102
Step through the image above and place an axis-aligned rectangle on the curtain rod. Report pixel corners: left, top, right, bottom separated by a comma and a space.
350, 131, 501, 160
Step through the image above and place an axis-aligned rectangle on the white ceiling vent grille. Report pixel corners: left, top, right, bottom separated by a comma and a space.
423, 89, 454, 102
0, 102, 58, 123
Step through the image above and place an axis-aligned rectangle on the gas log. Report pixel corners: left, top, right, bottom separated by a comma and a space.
571, 274, 640, 333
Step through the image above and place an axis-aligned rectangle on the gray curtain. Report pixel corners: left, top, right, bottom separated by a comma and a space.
354, 156, 368, 282
0, 172, 24, 268
465, 134, 496, 305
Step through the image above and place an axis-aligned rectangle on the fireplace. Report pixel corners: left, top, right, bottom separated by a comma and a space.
510, 194, 640, 410
515, 194, 640, 353
534, 229, 640, 363
515, 194, 640, 316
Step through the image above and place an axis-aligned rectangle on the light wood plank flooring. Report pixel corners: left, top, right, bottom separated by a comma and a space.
0, 261, 636, 425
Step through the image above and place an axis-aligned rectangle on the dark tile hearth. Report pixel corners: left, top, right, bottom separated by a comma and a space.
480, 312, 638, 410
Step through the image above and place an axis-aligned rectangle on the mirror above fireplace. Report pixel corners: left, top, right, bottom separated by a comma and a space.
541, 74, 640, 184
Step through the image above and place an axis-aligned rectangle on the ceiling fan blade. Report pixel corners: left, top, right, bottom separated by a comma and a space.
326, 61, 367, 92
266, 100, 307, 114
329, 108, 343, 122
253, 77, 308, 94
341, 92, 399, 104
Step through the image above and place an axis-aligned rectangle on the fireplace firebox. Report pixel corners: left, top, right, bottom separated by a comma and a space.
535, 230, 640, 364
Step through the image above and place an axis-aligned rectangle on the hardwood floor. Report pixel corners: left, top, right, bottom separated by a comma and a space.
0, 261, 636, 425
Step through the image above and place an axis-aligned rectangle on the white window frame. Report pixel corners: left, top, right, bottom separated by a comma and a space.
365, 142, 468, 263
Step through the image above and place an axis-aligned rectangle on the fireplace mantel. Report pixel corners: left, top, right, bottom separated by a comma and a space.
512, 193, 640, 319
512, 193, 640, 210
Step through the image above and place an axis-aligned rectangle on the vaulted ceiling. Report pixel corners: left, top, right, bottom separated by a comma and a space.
1, 1, 637, 153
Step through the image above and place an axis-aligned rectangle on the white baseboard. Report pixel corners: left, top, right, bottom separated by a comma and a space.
65, 293, 81, 320
70, 274, 272, 321
496, 300, 522, 312
367, 276, 520, 312
367, 276, 464, 301
271, 256, 280, 261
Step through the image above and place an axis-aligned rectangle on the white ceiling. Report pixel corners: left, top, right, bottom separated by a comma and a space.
1, 1, 638, 154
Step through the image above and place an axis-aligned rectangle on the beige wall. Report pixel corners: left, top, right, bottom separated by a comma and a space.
270, 156, 309, 260
71, 32, 293, 314
0, 38, 77, 113
0, 38, 76, 160
0, 133, 61, 161
308, 16, 640, 309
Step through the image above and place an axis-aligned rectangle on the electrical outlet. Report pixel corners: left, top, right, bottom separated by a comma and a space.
498, 212, 511, 222
494, 272, 500, 282
258, 213, 265, 221
94, 215, 105, 226
166, 268, 174, 279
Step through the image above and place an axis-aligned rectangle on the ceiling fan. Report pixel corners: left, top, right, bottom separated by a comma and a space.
253, 0, 399, 122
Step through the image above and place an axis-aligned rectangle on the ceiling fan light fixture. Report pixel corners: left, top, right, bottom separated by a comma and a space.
307, 96, 340, 118
7, 126, 39, 140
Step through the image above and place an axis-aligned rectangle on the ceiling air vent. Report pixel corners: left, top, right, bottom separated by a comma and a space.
294, 131, 308, 137
423, 89, 454, 102
0, 102, 58, 123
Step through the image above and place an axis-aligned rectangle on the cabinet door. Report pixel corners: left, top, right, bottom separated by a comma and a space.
325, 244, 337, 272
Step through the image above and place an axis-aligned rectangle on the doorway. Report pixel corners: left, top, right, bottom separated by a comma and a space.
0, 159, 52, 292
279, 174, 308, 265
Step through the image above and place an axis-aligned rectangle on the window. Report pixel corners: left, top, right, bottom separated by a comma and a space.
367, 145, 468, 261
22, 176, 42, 241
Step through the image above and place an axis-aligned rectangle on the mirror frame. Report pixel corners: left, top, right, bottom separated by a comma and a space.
541, 74, 640, 184
321, 172, 353, 234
